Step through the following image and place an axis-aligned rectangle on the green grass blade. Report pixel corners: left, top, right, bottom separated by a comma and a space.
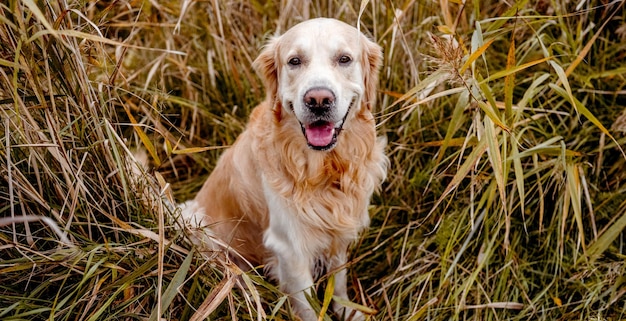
21, 0, 55, 35
477, 100, 508, 132
484, 0, 529, 33
428, 138, 488, 217
483, 116, 506, 207
149, 250, 195, 321
549, 82, 625, 158
436, 89, 469, 164
566, 163, 585, 251
515, 73, 551, 122
270, 295, 289, 319
476, 75, 509, 131
387, 69, 448, 109
511, 134, 525, 215
444, 210, 486, 281
86, 283, 130, 321
583, 201, 626, 263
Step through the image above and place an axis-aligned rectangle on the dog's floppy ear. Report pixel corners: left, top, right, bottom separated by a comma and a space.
253, 37, 280, 104
360, 35, 383, 111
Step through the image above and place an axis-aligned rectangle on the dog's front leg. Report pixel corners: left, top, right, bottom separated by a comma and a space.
264, 228, 317, 321
262, 180, 318, 320
277, 250, 317, 321
329, 252, 365, 321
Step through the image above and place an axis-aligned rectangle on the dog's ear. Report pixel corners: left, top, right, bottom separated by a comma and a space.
360, 36, 383, 111
253, 37, 280, 104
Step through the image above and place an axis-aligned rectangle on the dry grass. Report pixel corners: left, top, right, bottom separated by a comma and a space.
1, 0, 626, 320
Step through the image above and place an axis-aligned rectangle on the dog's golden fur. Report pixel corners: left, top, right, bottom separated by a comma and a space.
182, 18, 387, 321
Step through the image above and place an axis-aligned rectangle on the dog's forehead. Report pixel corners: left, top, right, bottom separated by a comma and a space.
280, 19, 361, 57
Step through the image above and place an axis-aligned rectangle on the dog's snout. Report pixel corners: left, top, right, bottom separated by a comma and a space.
304, 87, 335, 112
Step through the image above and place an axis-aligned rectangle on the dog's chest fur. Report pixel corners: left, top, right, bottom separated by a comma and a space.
253, 101, 387, 259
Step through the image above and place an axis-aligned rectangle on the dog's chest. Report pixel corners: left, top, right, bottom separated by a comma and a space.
261, 172, 370, 254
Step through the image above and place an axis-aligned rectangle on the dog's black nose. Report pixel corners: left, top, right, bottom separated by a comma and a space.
304, 87, 335, 114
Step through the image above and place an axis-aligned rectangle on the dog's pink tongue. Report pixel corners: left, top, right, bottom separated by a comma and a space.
305, 122, 335, 147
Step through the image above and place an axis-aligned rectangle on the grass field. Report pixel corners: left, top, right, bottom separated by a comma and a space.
1, 0, 626, 320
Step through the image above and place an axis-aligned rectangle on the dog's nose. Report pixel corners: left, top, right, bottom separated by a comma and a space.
304, 87, 335, 113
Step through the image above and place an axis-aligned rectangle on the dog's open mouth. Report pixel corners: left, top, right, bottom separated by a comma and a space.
303, 120, 340, 150
292, 98, 354, 151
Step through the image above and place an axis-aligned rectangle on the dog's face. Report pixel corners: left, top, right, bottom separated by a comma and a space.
254, 18, 382, 151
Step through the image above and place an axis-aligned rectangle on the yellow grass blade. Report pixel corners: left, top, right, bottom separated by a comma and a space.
358, 0, 370, 30
549, 61, 576, 105
189, 275, 236, 321
564, 1, 624, 77
27, 29, 186, 55
122, 103, 161, 167
462, 302, 524, 310
460, 38, 495, 75
170, 146, 228, 154
421, 136, 478, 147
482, 57, 552, 84
270, 296, 289, 319
0, 58, 23, 70
515, 73, 551, 120
504, 37, 516, 121
549, 64, 611, 138
104, 120, 131, 209
398, 86, 466, 121
407, 298, 439, 321
439, 0, 454, 32
0, 215, 72, 246
332, 296, 378, 315
584, 66, 626, 80
318, 273, 334, 321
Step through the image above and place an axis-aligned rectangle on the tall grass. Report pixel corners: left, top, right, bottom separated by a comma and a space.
1, 0, 625, 320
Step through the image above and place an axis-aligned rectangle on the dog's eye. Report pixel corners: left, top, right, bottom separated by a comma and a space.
338, 55, 352, 65
288, 57, 301, 66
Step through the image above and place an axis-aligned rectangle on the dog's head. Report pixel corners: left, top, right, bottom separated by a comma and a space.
253, 18, 382, 151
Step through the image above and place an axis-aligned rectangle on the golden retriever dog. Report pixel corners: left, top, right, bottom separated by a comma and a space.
181, 18, 387, 321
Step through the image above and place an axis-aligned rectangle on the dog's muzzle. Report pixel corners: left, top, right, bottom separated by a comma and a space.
297, 87, 353, 151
